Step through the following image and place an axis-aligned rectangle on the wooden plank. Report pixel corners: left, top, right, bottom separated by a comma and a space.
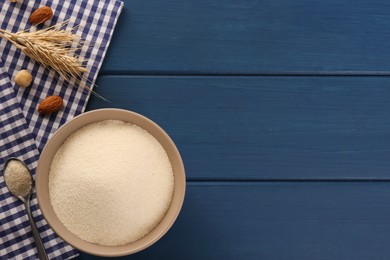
87, 76, 390, 180
78, 182, 390, 259
101, 0, 390, 74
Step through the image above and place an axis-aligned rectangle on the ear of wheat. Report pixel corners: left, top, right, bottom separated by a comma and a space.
0, 23, 106, 101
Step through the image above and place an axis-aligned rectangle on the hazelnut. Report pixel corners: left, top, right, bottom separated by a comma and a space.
15, 70, 33, 88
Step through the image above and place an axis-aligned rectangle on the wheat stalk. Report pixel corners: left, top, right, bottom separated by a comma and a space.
0, 23, 107, 101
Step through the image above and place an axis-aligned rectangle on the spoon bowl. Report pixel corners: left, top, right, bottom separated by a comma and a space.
3, 158, 33, 199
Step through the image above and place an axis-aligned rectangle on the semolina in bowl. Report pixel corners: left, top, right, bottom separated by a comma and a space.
36, 109, 186, 257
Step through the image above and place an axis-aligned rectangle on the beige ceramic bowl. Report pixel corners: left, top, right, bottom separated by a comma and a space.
36, 108, 186, 257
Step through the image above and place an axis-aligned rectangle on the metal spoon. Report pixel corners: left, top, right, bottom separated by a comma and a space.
3, 158, 49, 260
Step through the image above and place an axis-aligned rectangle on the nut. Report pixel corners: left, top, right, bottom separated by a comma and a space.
29, 6, 53, 25
38, 96, 63, 115
14, 70, 33, 88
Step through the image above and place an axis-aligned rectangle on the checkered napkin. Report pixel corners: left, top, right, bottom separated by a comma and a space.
0, 0, 123, 259
0, 0, 123, 151
0, 60, 75, 259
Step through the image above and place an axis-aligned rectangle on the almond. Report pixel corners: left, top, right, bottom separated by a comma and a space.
38, 96, 63, 115
29, 6, 53, 25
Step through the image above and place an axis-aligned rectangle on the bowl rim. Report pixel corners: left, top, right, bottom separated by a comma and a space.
36, 108, 186, 257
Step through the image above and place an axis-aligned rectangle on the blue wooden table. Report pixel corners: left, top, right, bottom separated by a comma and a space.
79, 0, 390, 259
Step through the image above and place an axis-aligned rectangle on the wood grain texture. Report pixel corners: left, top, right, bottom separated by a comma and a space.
82, 3, 390, 259
77, 182, 390, 260
87, 76, 390, 180
101, 0, 390, 74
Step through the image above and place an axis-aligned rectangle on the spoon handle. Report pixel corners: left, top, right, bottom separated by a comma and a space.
24, 199, 49, 260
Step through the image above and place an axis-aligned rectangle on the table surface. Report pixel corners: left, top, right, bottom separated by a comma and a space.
78, 0, 390, 259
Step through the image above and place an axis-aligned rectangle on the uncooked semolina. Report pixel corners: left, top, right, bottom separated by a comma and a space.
49, 120, 174, 246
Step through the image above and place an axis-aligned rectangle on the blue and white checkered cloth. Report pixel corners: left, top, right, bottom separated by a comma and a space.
0, 0, 123, 259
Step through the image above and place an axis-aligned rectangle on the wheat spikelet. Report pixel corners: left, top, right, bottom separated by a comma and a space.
0, 23, 107, 101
